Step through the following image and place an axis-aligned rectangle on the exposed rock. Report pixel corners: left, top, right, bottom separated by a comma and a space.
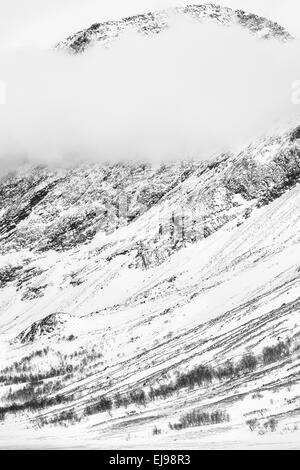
57, 4, 292, 54
15, 312, 75, 344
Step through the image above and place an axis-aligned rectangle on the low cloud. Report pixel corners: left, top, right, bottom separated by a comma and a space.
0, 18, 300, 168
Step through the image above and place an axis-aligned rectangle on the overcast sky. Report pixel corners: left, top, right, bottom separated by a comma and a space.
1, 0, 300, 51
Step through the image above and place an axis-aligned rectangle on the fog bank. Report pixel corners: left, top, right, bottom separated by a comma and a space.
1, 18, 300, 167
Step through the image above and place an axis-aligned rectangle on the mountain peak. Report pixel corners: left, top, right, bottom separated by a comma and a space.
56, 4, 292, 54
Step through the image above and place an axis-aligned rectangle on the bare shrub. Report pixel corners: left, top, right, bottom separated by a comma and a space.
152, 426, 162, 435
128, 389, 146, 406
173, 409, 229, 430
177, 364, 214, 388
262, 341, 290, 365
238, 353, 258, 372
84, 396, 112, 416
114, 393, 130, 409
246, 418, 259, 431
5, 379, 63, 403
264, 417, 278, 432
215, 360, 235, 381
37, 409, 81, 427
66, 334, 76, 342
0, 391, 72, 419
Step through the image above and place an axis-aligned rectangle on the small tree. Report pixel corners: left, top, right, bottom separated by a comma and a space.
262, 341, 290, 365
239, 353, 258, 372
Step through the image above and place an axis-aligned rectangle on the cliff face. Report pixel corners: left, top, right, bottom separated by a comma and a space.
1, 127, 299, 266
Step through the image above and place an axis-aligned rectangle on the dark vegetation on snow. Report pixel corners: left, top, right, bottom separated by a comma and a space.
170, 409, 230, 430
0, 338, 293, 425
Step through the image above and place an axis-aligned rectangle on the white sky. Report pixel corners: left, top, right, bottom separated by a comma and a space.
1, 0, 300, 51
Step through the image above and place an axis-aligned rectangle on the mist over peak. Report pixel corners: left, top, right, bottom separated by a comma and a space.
0, 5, 298, 170
57, 3, 292, 54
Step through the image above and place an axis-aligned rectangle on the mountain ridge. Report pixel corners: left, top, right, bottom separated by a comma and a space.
56, 3, 292, 53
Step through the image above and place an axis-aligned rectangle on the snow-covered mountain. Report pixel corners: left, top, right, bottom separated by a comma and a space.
0, 4, 300, 449
57, 3, 292, 53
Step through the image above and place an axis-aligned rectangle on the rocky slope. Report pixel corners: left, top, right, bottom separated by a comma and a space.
57, 4, 292, 54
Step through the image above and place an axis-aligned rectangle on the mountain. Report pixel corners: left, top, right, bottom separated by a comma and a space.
56, 4, 292, 54
0, 5, 300, 449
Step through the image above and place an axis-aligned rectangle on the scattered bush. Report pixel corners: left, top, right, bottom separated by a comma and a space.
215, 360, 235, 381
0, 392, 72, 420
238, 353, 258, 372
264, 417, 278, 432
5, 379, 63, 403
149, 383, 176, 400
0, 348, 50, 384
252, 392, 263, 399
5, 384, 37, 403
128, 389, 146, 406
152, 426, 162, 435
145, 341, 292, 405
114, 393, 130, 409
0, 344, 104, 387
66, 335, 76, 342
0, 337, 292, 425
246, 417, 278, 434
84, 396, 113, 416
262, 341, 290, 365
149, 365, 214, 402
177, 365, 214, 388
37, 409, 81, 427
246, 418, 259, 431
171, 409, 229, 430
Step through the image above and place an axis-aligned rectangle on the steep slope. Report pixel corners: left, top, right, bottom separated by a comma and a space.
1, 125, 300, 448
56, 4, 292, 54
